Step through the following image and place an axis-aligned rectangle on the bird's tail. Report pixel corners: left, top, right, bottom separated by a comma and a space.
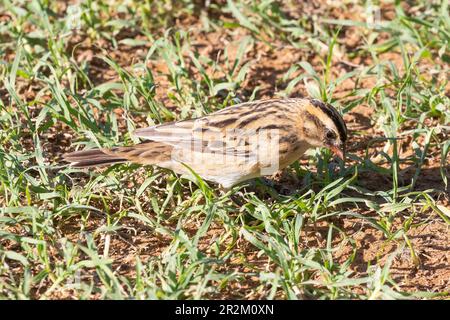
63, 142, 173, 168
63, 148, 127, 168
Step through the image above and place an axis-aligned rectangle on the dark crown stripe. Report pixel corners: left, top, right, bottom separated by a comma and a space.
309, 99, 347, 142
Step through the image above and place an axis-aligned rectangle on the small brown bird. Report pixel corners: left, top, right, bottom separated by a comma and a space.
64, 98, 347, 189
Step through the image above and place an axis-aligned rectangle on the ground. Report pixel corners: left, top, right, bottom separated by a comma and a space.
0, 0, 449, 299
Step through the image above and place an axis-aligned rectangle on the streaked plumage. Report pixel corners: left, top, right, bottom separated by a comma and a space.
64, 98, 347, 188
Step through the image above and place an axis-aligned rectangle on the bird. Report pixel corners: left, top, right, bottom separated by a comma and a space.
63, 98, 347, 189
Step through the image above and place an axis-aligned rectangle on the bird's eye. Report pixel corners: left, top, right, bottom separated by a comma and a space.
326, 130, 336, 140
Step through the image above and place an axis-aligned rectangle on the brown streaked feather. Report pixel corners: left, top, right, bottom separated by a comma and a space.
65, 98, 310, 170
63, 149, 127, 168
64, 142, 173, 168
63, 98, 347, 188
133, 99, 302, 154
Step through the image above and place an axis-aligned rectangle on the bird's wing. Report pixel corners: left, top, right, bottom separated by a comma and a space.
133, 103, 266, 159
133, 99, 301, 160
134, 117, 256, 159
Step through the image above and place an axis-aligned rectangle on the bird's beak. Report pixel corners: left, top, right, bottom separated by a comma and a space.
330, 144, 345, 161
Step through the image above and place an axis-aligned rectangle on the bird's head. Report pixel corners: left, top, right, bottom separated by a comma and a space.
301, 99, 347, 160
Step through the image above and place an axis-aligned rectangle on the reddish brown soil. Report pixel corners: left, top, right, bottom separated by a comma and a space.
1, 0, 449, 299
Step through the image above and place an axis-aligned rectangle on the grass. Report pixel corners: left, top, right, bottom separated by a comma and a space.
0, 0, 449, 299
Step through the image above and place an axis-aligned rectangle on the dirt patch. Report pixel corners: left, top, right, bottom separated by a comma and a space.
1, 0, 449, 300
